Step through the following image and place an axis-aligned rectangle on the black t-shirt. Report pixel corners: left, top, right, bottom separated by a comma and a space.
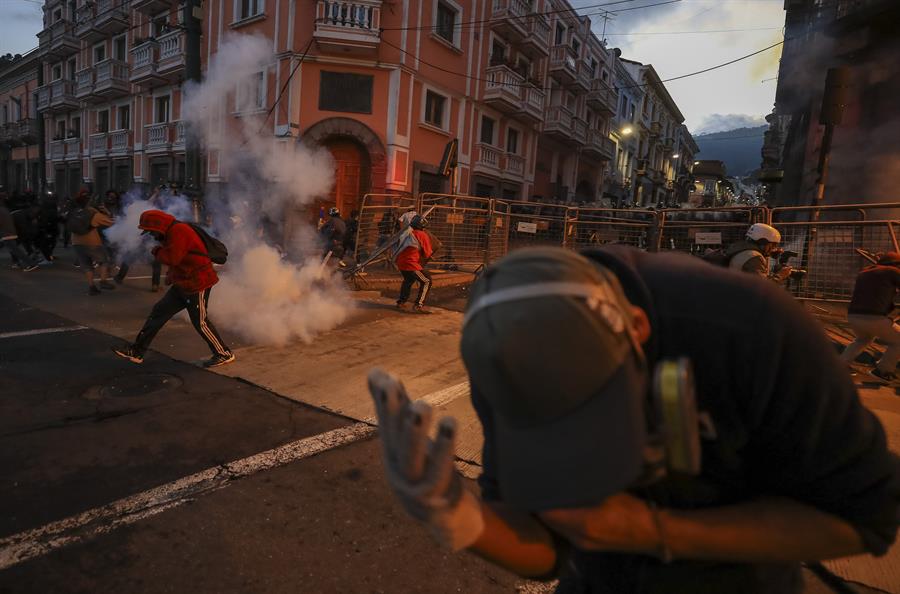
848, 265, 900, 316
472, 246, 900, 594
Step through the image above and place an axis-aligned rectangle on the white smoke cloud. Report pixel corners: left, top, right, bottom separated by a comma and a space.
108, 33, 351, 347
104, 188, 194, 263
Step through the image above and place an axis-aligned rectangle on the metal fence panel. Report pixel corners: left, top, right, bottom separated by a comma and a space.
775, 220, 900, 301
565, 208, 658, 251
497, 200, 571, 252
657, 208, 757, 254
354, 193, 416, 264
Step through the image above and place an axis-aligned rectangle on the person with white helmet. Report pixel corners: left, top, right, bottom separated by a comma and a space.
724, 223, 792, 281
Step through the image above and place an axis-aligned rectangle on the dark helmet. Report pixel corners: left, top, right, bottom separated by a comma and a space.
328, 207, 340, 217
410, 215, 428, 230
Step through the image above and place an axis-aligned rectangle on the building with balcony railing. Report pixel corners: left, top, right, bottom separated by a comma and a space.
0, 50, 43, 194
19, 0, 694, 215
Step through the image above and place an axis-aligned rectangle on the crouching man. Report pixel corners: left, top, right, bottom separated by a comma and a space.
369, 246, 899, 594
114, 210, 234, 368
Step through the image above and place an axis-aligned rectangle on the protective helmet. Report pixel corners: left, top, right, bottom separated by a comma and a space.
878, 252, 900, 266
410, 215, 428, 230
138, 209, 176, 236
328, 207, 340, 217
746, 223, 781, 244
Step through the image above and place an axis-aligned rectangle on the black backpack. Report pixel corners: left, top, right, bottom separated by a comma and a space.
66, 207, 93, 235
186, 222, 228, 265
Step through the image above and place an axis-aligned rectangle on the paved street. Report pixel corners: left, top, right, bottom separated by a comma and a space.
0, 252, 898, 593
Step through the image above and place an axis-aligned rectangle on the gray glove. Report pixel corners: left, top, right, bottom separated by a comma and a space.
368, 368, 484, 550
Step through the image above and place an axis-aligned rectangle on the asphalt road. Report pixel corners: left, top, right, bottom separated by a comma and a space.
0, 292, 526, 594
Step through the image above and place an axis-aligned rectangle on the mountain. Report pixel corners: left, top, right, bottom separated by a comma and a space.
694, 125, 768, 177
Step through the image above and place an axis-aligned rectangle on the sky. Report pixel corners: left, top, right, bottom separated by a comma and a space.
0, 0, 786, 134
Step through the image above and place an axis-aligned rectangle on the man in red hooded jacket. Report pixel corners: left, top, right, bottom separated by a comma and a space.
113, 209, 234, 368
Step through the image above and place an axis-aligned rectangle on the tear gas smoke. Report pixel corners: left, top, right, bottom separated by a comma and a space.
109, 33, 352, 346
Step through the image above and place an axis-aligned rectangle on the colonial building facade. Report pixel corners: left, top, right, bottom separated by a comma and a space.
24, 0, 694, 213
0, 50, 42, 195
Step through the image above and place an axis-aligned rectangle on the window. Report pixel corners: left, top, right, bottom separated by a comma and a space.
435, 1, 459, 46
236, 71, 265, 112
480, 116, 495, 145
318, 71, 374, 114
515, 56, 531, 79
96, 110, 109, 133
619, 95, 628, 118
117, 104, 130, 130
572, 38, 580, 54
590, 58, 597, 78
152, 13, 169, 37
424, 90, 446, 128
155, 95, 170, 123
52, 64, 62, 80
1, 105, 7, 125
555, 24, 565, 45
507, 128, 519, 154
113, 36, 127, 61
53, 8, 62, 22
67, 59, 76, 80
93, 43, 106, 65
55, 120, 65, 139
491, 39, 506, 65
629, 103, 636, 122
70, 116, 80, 137
238, 0, 264, 20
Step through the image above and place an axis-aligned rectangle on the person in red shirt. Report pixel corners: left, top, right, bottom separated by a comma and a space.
394, 215, 433, 314
113, 209, 234, 368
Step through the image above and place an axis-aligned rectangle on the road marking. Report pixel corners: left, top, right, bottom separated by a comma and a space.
0, 381, 472, 571
0, 422, 375, 571
0, 326, 87, 340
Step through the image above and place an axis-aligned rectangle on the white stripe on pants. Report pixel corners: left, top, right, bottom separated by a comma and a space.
197, 288, 229, 356
414, 270, 431, 306
840, 314, 900, 372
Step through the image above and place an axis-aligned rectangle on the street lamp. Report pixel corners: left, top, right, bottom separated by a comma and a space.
621, 126, 633, 136
672, 154, 680, 159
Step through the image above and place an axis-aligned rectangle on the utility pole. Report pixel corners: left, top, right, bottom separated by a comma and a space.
183, 0, 203, 221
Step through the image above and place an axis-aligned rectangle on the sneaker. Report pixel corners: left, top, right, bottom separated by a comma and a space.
203, 352, 235, 368
870, 368, 896, 383
88, 285, 101, 295
99, 280, 116, 290
338, 260, 347, 268
112, 346, 144, 364
23, 264, 39, 272
412, 305, 433, 314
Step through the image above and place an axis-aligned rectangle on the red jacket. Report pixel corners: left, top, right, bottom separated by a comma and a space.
395, 229, 433, 271
148, 212, 219, 293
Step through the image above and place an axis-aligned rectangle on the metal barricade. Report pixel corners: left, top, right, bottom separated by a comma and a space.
419, 193, 497, 269
657, 208, 758, 254
354, 193, 416, 264
770, 203, 900, 224
565, 208, 658, 251
500, 200, 572, 251
774, 219, 900, 301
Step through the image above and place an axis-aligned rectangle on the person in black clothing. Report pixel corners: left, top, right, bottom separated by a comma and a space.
320, 207, 347, 267
343, 209, 359, 262
35, 195, 60, 263
11, 203, 40, 262
368, 246, 899, 594
839, 252, 900, 381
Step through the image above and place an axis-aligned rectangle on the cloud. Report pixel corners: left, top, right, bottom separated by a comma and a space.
694, 113, 767, 134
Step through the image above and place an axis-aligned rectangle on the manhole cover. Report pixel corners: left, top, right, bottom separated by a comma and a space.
83, 373, 183, 400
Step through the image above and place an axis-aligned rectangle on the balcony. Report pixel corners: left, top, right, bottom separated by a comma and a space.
549, 45, 578, 85
145, 122, 172, 153
94, 59, 130, 97
543, 104, 574, 143
474, 143, 502, 175
38, 18, 80, 58
574, 62, 591, 92
662, 136, 675, 153
587, 79, 616, 115
490, 0, 529, 42
90, 132, 109, 157
75, 3, 104, 41
50, 140, 66, 161
505, 153, 525, 177
583, 129, 615, 161
484, 64, 525, 114
94, 0, 130, 35
8, 119, 39, 145
75, 68, 94, 100
65, 137, 82, 160
130, 40, 165, 86
572, 117, 587, 145
132, 0, 172, 14
314, 1, 382, 55
109, 129, 132, 155
39, 80, 79, 114
520, 13, 550, 58
158, 29, 186, 76
517, 84, 545, 124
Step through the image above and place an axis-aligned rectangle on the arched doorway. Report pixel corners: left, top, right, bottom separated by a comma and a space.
301, 118, 387, 224
322, 138, 371, 221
